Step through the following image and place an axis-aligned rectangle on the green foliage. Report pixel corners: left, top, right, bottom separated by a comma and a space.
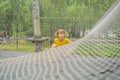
0, 0, 116, 34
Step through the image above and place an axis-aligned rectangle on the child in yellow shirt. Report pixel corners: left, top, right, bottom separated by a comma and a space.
52, 29, 71, 48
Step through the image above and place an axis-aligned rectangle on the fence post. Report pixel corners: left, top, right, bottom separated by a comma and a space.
31, 0, 49, 52
32, 0, 43, 52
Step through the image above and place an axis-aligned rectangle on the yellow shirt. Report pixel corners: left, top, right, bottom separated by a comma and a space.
54, 38, 71, 47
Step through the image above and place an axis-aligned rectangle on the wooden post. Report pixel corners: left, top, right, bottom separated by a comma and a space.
25, 0, 49, 52
32, 0, 42, 52
32, 0, 41, 38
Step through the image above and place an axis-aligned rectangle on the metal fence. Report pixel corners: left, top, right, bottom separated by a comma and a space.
0, 0, 116, 52
0, 17, 94, 52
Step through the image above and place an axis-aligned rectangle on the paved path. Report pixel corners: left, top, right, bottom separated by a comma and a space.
0, 50, 32, 59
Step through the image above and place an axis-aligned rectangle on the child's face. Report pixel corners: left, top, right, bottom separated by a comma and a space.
58, 32, 65, 40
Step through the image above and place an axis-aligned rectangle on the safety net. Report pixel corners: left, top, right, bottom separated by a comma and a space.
0, 0, 120, 80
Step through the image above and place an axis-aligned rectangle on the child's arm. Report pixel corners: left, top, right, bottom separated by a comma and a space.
52, 44, 57, 48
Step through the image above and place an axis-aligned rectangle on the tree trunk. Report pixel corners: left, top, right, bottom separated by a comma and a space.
6, 21, 12, 38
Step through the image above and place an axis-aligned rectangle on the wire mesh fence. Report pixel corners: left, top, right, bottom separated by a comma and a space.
0, 17, 93, 52
0, 0, 116, 52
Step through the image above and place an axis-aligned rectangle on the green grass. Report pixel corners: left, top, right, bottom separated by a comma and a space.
0, 39, 51, 52
0, 39, 35, 52
74, 42, 120, 57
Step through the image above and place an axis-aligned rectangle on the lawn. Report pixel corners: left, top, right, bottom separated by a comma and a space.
0, 39, 35, 52
74, 41, 120, 57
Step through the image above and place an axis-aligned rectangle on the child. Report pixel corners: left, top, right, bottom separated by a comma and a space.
52, 29, 71, 48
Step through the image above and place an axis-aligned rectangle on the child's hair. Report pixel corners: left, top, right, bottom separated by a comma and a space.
56, 29, 65, 36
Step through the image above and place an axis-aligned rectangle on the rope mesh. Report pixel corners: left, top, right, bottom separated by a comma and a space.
0, 0, 120, 80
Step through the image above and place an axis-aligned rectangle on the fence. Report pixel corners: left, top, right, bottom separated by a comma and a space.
0, 0, 116, 52
0, 17, 94, 52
